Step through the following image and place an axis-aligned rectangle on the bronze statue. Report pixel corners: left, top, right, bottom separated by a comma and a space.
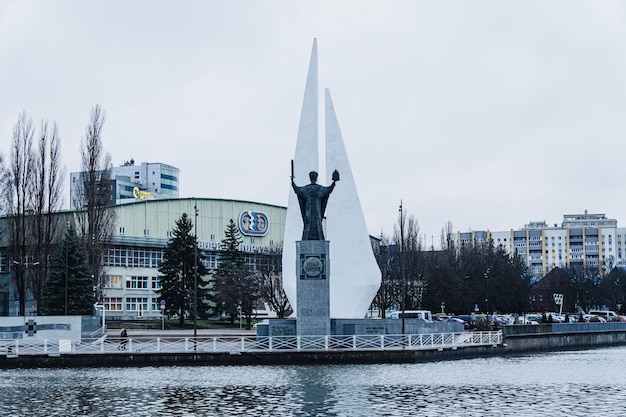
291, 162, 339, 240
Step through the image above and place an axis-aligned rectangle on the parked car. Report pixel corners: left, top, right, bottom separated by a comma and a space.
583, 314, 607, 323
443, 317, 468, 329
524, 313, 542, 324
387, 310, 434, 322
496, 315, 514, 325
458, 315, 475, 330
470, 314, 493, 330
589, 310, 624, 322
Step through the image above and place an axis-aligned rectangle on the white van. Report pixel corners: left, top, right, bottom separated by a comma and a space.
387, 310, 433, 322
589, 310, 622, 322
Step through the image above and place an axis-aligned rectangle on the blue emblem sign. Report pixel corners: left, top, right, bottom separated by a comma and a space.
238, 211, 269, 236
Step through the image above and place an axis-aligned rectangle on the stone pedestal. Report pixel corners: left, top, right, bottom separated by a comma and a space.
296, 240, 330, 336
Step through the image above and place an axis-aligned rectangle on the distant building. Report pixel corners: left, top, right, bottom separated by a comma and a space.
70, 160, 179, 209
527, 267, 577, 313
453, 211, 623, 278
0, 198, 285, 318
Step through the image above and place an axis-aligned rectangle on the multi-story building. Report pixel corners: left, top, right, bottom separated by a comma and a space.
100, 198, 285, 320
0, 197, 286, 318
70, 160, 179, 209
454, 211, 624, 278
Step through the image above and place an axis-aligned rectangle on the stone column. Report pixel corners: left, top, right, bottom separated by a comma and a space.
296, 240, 330, 336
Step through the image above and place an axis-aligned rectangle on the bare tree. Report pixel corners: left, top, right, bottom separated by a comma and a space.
373, 233, 395, 318
0, 153, 9, 214
74, 104, 116, 303
394, 209, 424, 310
255, 249, 290, 318
440, 221, 455, 251
29, 120, 65, 308
8, 112, 36, 315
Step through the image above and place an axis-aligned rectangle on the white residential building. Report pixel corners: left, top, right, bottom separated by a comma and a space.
70, 160, 179, 209
454, 211, 624, 278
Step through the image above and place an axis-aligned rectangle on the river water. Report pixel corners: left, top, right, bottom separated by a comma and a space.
2, 346, 626, 416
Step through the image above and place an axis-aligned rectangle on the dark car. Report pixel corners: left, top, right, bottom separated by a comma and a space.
444, 317, 466, 327
457, 315, 475, 330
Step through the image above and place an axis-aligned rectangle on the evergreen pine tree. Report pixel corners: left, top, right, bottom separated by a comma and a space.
213, 219, 260, 328
157, 213, 210, 327
40, 226, 94, 315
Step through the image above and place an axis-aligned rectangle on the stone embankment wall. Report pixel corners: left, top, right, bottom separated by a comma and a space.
3, 324, 626, 368
502, 322, 626, 353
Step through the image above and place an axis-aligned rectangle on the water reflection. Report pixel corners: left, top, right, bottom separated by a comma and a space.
2, 347, 626, 416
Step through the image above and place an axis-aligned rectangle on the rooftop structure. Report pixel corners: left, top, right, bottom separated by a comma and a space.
70, 160, 179, 209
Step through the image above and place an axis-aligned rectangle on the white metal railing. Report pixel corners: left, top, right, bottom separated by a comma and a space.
0, 331, 502, 357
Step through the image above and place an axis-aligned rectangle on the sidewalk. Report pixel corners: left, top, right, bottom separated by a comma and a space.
105, 327, 256, 338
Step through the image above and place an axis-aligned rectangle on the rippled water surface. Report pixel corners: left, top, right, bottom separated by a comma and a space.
3, 346, 626, 416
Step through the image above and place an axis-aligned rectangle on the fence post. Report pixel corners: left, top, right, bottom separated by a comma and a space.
297, 336, 301, 351
241, 337, 245, 352
325, 336, 329, 351
157, 337, 160, 353
381, 335, 385, 349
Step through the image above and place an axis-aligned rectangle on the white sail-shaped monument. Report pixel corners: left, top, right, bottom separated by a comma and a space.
282, 40, 381, 319
324, 88, 381, 318
282, 40, 319, 315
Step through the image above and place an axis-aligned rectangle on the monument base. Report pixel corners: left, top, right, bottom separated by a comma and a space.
296, 240, 330, 336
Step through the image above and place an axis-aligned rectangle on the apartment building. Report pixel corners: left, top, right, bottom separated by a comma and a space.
454, 211, 623, 278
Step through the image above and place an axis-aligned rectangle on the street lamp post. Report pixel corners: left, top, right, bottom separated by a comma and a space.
399, 200, 405, 341
160, 300, 166, 330
65, 220, 69, 315
193, 203, 199, 339
484, 268, 490, 314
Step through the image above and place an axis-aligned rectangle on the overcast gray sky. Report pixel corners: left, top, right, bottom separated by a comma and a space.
2, 1, 626, 247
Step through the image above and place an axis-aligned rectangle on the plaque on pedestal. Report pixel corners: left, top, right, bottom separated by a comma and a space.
296, 240, 330, 336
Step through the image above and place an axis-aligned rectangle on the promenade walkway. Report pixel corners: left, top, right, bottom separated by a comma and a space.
2, 330, 502, 357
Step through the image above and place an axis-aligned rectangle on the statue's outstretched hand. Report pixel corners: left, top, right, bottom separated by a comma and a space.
332, 170, 340, 181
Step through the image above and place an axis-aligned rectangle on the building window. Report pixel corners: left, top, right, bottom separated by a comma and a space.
126, 297, 149, 312
0, 251, 7, 273
151, 277, 161, 290
126, 276, 149, 289
119, 227, 125, 235
103, 247, 128, 267
105, 275, 123, 288
202, 252, 218, 269
122, 248, 163, 268
104, 297, 122, 311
